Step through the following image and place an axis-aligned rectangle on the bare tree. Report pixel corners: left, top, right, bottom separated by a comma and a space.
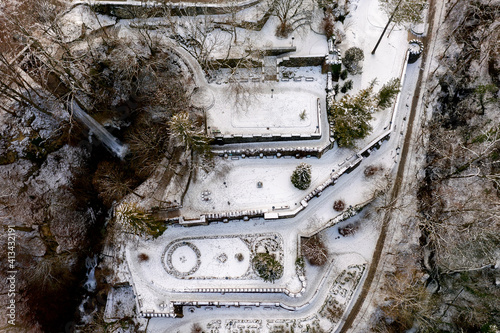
372, 0, 427, 54
171, 12, 230, 71
301, 234, 329, 266
379, 0, 427, 28
126, 117, 170, 178
191, 323, 204, 333
272, 0, 312, 38
92, 161, 143, 206
373, 265, 435, 332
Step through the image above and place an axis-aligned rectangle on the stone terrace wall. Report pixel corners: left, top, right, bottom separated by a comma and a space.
278, 55, 326, 68
85, 0, 261, 18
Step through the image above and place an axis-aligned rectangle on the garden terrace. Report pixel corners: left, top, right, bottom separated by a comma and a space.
207, 84, 324, 144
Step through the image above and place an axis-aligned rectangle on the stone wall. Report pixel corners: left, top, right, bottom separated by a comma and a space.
88, 0, 261, 18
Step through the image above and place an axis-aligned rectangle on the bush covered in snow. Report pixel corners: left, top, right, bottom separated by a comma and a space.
252, 252, 283, 283
338, 223, 359, 237
364, 165, 383, 178
291, 162, 312, 190
343, 47, 364, 74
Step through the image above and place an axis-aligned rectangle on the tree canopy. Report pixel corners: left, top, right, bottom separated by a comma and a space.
343, 47, 364, 74
379, 0, 428, 28
252, 252, 283, 283
377, 78, 401, 109
168, 111, 211, 153
328, 81, 376, 148
291, 163, 312, 190
116, 202, 166, 238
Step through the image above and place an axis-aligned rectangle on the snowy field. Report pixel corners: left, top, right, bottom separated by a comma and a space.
145, 226, 376, 333
164, 236, 256, 279
206, 71, 325, 137
181, 0, 409, 218
182, 100, 395, 219
207, 85, 321, 136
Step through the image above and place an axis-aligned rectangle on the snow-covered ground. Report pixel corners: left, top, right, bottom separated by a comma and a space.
178, 0, 409, 218
207, 81, 323, 137
101, 0, 424, 329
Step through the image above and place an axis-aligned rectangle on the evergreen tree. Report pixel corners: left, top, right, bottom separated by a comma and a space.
341, 79, 353, 94
168, 111, 211, 153
377, 78, 401, 109
291, 163, 312, 190
252, 252, 283, 283
116, 202, 167, 238
343, 47, 364, 74
340, 69, 349, 80
328, 81, 376, 148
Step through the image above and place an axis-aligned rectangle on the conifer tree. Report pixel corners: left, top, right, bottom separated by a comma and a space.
291, 163, 312, 190
116, 202, 166, 238
328, 81, 376, 147
343, 47, 364, 74
252, 252, 283, 282
377, 78, 401, 109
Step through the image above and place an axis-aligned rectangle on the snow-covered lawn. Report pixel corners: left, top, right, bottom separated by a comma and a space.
206, 83, 322, 136
164, 236, 252, 279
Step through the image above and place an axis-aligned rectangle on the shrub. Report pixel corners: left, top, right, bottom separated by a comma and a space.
302, 234, 329, 266
333, 199, 345, 211
191, 323, 203, 333
340, 79, 353, 93
138, 253, 149, 262
332, 63, 341, 81
340, 69, 348, 80
364, 165, 381, 177
343, 47, 364, 74
291, 163, 312, 190
252, 252, 283, 282
323, 301, 344, 322
338, 223, 359, 236
235, 253, 244, 262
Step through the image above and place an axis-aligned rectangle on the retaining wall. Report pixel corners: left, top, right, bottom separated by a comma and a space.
85, 0, 262, 18
278, 55, 326, 68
